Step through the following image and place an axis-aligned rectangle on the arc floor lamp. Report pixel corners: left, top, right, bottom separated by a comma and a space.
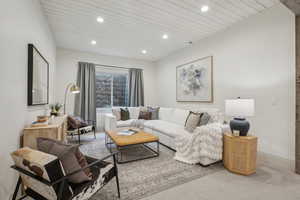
64, 83, 80, 114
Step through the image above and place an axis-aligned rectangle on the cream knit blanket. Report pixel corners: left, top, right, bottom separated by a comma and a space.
174, 123, 227, 164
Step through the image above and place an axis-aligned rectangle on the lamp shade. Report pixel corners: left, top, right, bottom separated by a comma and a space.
225, 99, 255, 118
70, 85, 80, 94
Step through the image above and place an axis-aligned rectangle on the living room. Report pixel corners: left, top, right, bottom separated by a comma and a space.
1, 0, 300, 200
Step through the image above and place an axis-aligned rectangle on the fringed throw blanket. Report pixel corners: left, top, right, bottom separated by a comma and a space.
174, 123, 227, 164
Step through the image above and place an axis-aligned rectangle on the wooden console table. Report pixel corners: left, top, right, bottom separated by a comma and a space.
23, 115, 68, 149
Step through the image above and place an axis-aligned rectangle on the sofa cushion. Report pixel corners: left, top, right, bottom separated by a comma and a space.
116, 119, 135, 127
144, 120, 190, 138
169, 108, 190, 126
112, 108, 121, 121
127, 107, 141, 119
159, 107, 174, 121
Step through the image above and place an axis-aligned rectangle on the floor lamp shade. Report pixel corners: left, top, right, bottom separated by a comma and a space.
225, 99, 255, 136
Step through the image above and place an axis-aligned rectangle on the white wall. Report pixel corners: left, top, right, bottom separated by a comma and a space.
56, 48, 157, 114
155, 3, 295, 161
0, 0, 56, 199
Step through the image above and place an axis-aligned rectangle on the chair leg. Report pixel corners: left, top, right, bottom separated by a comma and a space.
57, 180, 65, 200
113, 155, 120, 198
12, 176, 22, 200
94, 127, 96, 139
77, 129, 81, 144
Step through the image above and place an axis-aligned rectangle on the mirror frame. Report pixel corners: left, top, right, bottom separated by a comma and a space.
27, 43, 49, 106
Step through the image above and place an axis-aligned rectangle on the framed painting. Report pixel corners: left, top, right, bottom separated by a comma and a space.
176, 56, 213, 102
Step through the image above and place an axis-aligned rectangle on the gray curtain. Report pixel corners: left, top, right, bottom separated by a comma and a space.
128, 68, 144, 106
74, 62, 96, 122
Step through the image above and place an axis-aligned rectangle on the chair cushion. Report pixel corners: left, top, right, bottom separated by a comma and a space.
71, 157, 116, 200
37, 138, 91, 184
144, 120, 190, 138
68, 116, 88, 130
116, 119, 135, 127
11, 147, 73, 200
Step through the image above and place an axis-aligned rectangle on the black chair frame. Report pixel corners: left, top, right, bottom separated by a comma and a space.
11, 153, 120, 200
67, 120, 96, 144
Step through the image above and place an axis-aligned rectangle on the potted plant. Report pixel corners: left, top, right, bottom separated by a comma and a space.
50, 103, 63, 116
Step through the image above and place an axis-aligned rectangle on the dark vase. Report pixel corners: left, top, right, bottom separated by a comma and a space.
230, 118, 250, 136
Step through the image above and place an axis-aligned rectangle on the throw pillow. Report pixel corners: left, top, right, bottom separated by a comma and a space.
199, 112, 211, 126
120, 108, 130, 121
37, 138, 92, 183
112, 108, 121, 121
147, 106, 160, 120
138, 111, 152, 120
139, 107, 148, 112
74, 116, 88, 127
67, 116, 81, 130
185, 111, 202, 133
68, 116, 88, 129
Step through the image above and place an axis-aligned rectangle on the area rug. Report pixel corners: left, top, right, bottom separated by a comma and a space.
69, 133, 223, 200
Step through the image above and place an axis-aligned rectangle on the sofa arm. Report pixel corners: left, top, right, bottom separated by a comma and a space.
104, 113, 117, 131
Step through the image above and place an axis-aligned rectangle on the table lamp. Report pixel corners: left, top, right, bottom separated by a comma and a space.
225, 98, 255, 136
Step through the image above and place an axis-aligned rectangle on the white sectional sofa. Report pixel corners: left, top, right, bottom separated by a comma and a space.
104, 107, 225, 166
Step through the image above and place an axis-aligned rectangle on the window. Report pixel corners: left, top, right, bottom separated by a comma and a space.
95, 67, 128, 108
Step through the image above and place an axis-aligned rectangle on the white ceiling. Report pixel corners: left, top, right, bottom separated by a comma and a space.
40, 0, 279, 61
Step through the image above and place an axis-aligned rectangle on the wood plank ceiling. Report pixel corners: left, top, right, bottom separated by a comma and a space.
40, 0, 279, 61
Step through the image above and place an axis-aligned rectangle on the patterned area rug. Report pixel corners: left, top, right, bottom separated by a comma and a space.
69, 133, 223, 200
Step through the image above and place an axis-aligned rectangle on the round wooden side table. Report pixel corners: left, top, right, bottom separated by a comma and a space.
223, 133, 258, 175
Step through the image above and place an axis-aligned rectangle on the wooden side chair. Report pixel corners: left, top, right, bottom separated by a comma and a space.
11, 147, 120, 200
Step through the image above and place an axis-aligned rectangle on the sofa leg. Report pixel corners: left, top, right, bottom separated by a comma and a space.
12, 176, 22, 200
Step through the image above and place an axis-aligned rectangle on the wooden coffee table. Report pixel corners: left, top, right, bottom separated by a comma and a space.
105, 128, 159, 164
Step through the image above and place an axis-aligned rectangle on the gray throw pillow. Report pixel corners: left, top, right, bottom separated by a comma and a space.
37, 138, 91, 183
147, 106, 160, 120
185, 111, 201, 133
199, 112, 211, 126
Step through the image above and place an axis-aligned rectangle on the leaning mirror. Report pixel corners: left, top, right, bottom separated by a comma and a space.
27, 44, 49, 106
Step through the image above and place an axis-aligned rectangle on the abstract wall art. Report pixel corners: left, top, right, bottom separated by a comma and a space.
176, 56, 213, 102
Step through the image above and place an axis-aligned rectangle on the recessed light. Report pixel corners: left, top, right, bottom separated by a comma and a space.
162, 34, 169, 39
141, 50, 147, 54
201, 5, 209, 12
91, 40, 97, 45
97, 16, 104, 23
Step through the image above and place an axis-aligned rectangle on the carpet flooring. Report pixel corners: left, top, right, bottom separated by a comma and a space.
69, 133, 223, 200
